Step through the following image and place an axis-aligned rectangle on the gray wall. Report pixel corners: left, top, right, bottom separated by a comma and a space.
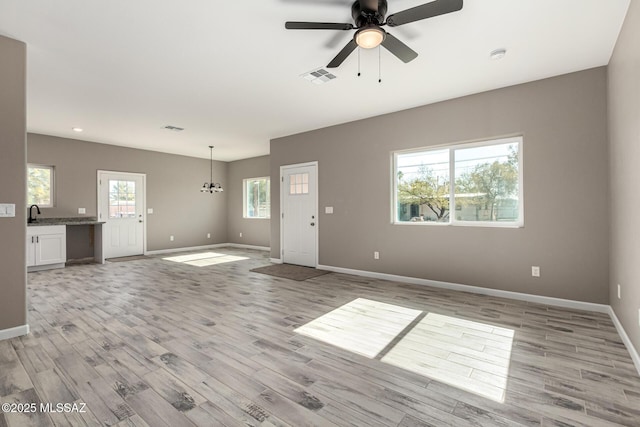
0, 36, 27, 331
227, 155, 270, 247
66, 225, 95, 260
608, 0, 640, 352
271, 68, 609, 304
27, 134, 228, 251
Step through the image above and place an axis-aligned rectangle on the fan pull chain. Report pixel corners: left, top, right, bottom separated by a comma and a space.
357, 48, 361, 77
378, 46, 382, 83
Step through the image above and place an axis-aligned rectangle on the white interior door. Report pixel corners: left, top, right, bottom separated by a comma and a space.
281, 163, 317, 267
98, 171, 145, 258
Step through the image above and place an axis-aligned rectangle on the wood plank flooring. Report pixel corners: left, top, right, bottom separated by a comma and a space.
1, 248, 639, 426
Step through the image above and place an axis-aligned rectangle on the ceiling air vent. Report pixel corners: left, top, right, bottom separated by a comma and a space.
300, 68, 337, 85
163, 125, 184, 132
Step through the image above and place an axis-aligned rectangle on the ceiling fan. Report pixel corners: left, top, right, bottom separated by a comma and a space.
285, 0, 463, 68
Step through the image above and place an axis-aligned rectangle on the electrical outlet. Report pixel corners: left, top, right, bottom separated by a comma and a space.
239, 232, 243, 238
170, 235, 174, 242
618, 284, 621, 299
78, 208, 86, 214
374, 251, 380, 260
531, 266, 540, 277
207, 233, 211, 239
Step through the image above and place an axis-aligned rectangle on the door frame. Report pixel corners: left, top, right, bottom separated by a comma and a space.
97, 170, 147, 256
279, 161, 319, 267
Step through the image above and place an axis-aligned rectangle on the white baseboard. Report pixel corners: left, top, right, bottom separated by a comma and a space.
608, 307, 640, 375
270, 258, 283, 264
316, 264, 610, 314
225, 243, 270, 252
0, 324, 29, 341
146, 243, 271, 256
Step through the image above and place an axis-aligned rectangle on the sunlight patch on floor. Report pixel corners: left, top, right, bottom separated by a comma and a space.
294, 298, 514, 402
381, 312, 513, 402
162, 252, 249, 267
294, 298, 422, 358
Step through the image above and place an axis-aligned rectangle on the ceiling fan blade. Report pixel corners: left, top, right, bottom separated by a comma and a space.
285, 21, 354, 30
386, 0, 463, 27
327, 39, 358, 68
360, 0, 378, 12
381, 32, 418, 63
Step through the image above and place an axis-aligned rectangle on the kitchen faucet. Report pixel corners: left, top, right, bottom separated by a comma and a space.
28, 204, 41, 223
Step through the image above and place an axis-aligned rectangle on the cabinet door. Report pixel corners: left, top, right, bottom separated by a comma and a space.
35, 233, 67, 265
26, 236, 37, 267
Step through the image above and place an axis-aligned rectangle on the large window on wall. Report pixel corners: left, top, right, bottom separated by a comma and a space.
27, 164, 55, 207
244, 177, 270, 219
394, 136, 523, 227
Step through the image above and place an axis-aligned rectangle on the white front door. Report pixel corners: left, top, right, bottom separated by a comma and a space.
98, 171, 145, 258
281, 163, 318, 267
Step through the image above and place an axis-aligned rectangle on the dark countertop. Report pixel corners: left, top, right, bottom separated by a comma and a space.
27, 217, 105, 226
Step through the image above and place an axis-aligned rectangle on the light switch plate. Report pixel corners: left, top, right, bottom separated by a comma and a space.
148, 208, 154, 214
0, 203, 16, 217
325, 206, 334, 214
78, 208, 86, 214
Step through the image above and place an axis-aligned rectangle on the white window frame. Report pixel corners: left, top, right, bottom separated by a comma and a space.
27, 163, 55, 208
243, 176, 271, 219
392, 136, 524, 228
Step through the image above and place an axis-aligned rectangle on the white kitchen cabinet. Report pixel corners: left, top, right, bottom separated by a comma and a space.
27, 225, 66, 271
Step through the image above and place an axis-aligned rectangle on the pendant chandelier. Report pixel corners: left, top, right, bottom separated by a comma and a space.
200, 145, 223, 193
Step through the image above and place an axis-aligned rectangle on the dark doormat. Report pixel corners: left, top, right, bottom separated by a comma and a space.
106, 255, 150, 263
250, 263, 330, 281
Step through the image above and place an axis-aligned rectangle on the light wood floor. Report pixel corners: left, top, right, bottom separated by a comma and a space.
2, 248, 639, 426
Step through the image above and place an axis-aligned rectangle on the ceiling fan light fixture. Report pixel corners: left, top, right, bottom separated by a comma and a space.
355, 26, 385, 49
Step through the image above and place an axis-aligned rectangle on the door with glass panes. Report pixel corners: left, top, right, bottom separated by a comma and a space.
281, 163, 317, 267
98, 171, 145, 258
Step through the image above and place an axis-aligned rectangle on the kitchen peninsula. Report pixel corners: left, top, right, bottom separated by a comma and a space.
27, 217, 105, 271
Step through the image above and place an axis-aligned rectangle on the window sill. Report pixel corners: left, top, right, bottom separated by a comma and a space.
392, 221, 523, 229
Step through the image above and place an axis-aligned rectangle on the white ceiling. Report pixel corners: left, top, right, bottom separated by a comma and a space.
0, 0, 630, 161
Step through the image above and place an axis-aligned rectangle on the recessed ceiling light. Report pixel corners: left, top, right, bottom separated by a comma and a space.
72, 127, 83, 132
490, 48, 507, 60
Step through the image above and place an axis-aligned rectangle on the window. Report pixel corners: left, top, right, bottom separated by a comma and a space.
244, 177, 270, 218
289, 173, 309, 195
394, 136, 522, 227
27, 164, 54, 207
108, 180, 137, 219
